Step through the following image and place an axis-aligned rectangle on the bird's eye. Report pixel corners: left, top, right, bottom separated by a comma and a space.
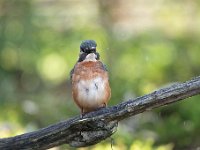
81, 48, 88, 53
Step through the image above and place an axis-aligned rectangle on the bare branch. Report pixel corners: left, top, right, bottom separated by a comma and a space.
0, 76, 200, 149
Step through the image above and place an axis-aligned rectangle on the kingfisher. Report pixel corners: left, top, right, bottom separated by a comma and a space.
70, 40, 111, 115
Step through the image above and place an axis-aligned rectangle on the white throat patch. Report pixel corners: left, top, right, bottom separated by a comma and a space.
84, 53, 97, 62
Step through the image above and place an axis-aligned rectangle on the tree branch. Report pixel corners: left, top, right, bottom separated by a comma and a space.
1, 76, 200, 149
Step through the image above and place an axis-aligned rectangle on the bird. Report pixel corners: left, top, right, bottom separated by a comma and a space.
70, 40, 111, 115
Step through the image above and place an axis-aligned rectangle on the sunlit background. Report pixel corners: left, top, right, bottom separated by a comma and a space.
0, 0, 200, 149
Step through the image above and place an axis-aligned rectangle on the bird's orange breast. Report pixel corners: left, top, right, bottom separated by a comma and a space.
71, 61, 111, 113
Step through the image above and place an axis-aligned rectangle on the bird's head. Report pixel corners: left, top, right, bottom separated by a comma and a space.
80, 40, 97, 54
78, 40, 100, 62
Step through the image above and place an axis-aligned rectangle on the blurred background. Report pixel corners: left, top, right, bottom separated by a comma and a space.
0, 0, 200, 149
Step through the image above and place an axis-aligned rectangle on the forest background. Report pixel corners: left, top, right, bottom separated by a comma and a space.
0, 0, 200, 149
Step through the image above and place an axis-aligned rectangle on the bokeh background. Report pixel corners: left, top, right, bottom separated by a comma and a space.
0, 0, 200, 149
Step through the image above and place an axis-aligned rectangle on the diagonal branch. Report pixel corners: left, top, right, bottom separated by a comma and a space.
1, 76, 200, 149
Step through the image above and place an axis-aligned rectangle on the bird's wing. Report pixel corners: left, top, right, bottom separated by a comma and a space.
70, 66, 75, 83
99, 62, 108, 72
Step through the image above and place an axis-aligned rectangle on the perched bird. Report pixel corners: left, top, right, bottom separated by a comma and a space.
70, 40, 111, 115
